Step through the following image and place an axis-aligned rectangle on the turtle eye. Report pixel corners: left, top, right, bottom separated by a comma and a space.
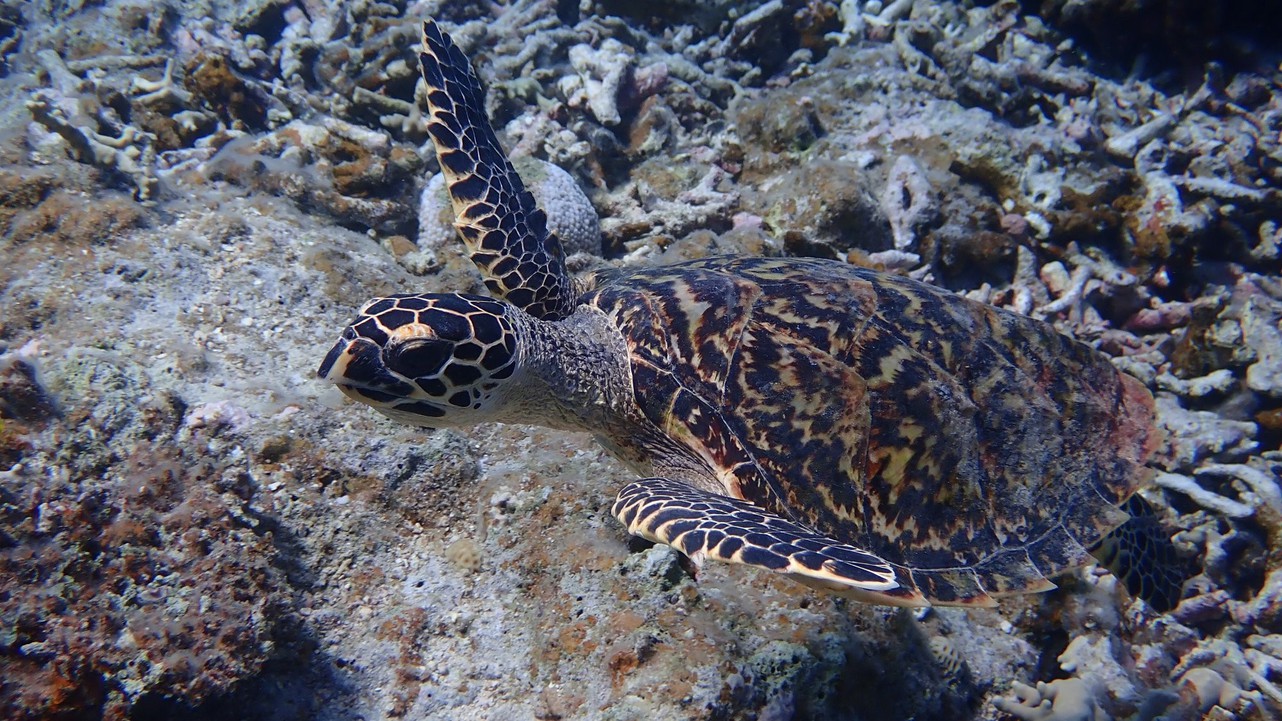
385, 338, 452, 378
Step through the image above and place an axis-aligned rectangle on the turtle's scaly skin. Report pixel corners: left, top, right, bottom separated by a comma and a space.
1091, 495, 1185, 611
319, 20, 1175, 608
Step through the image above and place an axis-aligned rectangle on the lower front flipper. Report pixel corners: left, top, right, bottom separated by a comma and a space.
612, 477, 928, 607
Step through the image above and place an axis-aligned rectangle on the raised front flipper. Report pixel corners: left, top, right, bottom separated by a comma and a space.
418, 20, 576, 320
612, 477, 928, 607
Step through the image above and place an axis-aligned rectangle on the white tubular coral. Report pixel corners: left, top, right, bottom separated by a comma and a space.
1196, 464, 1282, 516
992, 679, 1106, 721
27, 94, 158, 200
562, 39, 634, 127
880, 154, 933, 254
1153, 472, 1255, 519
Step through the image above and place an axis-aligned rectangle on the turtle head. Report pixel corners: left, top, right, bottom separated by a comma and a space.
317, 293, 521, 427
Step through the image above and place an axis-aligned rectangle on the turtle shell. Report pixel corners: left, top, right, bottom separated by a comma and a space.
585, 255, 1158, 605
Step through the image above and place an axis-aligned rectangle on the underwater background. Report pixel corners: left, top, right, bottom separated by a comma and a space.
0, 0, 1280, 719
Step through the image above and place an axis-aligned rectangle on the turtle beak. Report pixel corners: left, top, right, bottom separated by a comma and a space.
317, 339, 348, 384
317, 337, 416, 402
316, 335, 366, 385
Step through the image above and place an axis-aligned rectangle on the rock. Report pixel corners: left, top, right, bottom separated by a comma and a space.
753, 159, 891, 258
418, 157, 601, 263
1232, 275, 1282, 398
1156, 393, 1259, 469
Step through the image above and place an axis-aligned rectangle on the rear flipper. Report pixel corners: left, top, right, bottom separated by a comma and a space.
1091, 495, 1187, 612
611, 477, 928, 607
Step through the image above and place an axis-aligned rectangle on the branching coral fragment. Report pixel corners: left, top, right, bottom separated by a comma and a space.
131, 59, 193, 107
1154, 472, 1255, 518
1104, 113, 1176, 160
27, 94, 158, 200
1036, 247, 1136, 318
1196, 463, 1282, 516
880, 154, 933, 254
992, 679, 1105, 721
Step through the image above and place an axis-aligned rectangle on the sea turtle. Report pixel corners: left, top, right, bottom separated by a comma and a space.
318, 20, 1181, 608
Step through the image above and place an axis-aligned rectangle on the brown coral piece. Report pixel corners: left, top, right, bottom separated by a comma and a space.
0, 167, 63, 239
7, 190, 146, 248
186, 53, 266, 129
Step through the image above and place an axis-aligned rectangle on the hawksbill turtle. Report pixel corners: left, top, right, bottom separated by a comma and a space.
318, 20, 1182, 609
